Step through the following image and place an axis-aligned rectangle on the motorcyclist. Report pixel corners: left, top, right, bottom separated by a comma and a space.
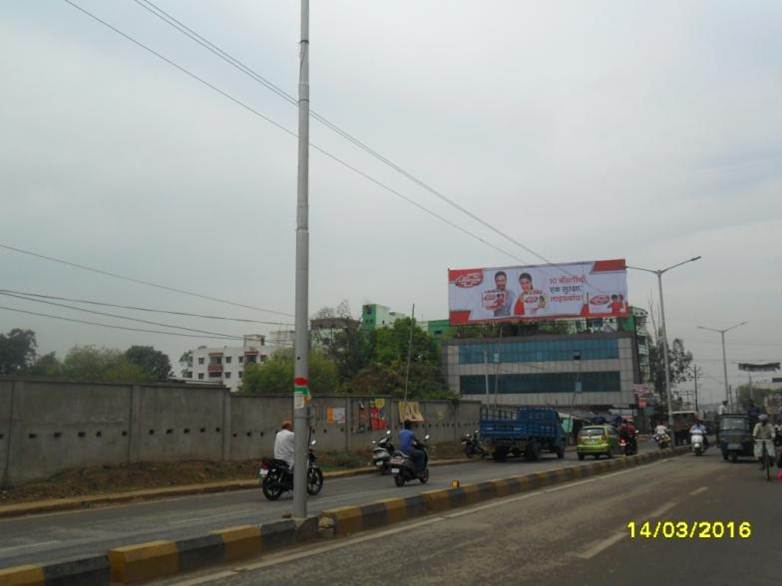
274, 420, 295, 470
399, 420, 425, 474
689, 420, 709, 450
654, 422, 669, 436
618, 418, 638, 452
752, 414, 776, 470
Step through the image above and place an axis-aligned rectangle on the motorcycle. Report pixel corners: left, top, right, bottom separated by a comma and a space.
619, 432, 638, 456
259, 439, 324, 501
390, 434, 430, 487
461, 430, 487, 459
691, 431, 706, 456
653, 431, 671, 450
371, 430, 394, 474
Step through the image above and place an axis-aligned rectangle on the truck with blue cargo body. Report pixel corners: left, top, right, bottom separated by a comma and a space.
479, 406, 566, 461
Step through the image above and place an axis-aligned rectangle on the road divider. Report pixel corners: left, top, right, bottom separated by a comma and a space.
320, 447, 688, 538
0, 447, 686, 585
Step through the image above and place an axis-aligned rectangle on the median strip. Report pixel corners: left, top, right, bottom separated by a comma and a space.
0, 447, 686, 585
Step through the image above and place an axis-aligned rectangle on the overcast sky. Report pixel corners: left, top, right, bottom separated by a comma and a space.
2, 1, 780, 404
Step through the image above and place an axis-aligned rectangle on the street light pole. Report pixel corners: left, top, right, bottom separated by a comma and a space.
697, 321, 748, 412
628, 256, 701, 438
292, 0, 310, 519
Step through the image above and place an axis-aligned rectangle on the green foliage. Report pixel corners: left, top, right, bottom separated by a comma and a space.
179, 350, 193, 378
61, 346, 152, 382
241, 348, 338, 395
25, 352, 63, 377
124, 345, 172, 381
648, 333, 693, 406
0, 328, 37, 375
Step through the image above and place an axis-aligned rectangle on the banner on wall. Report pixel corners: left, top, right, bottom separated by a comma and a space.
398, 400, 424, 423
448, 259, 629, 324
326, 407, 346, 425
369, 398, 387, 430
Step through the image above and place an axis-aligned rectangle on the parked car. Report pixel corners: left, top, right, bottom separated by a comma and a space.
577, 425, 620, 460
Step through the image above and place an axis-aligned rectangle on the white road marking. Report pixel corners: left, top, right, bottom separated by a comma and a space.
689, 486, 708, 496
647, 499, 680, 519
574, 532, 626, 560
0, 540, 60, 555
171, 461, 664, 584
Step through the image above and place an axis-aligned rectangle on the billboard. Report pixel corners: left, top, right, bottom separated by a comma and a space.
448, 259, 629, 325
737, 362, 780, 372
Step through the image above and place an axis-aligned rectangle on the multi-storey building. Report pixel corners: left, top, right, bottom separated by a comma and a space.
189, 335, 273, 392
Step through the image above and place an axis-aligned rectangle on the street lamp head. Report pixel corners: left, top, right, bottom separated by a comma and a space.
690, 256, 702, 262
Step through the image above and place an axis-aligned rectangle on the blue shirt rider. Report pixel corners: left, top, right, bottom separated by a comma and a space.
399, 420, 425, 473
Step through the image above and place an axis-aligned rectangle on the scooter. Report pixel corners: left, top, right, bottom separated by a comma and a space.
691, 431, 706, 456
390, 434, 430, 487
462, 430, 488, 459
259, 439, 324, 500
371, 430, 394, 474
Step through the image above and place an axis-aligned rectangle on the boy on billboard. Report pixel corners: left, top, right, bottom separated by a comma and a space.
483, 271, 515, 317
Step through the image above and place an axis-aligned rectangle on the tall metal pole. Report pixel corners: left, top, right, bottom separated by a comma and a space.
657, 272, 675, 435
483, 349, 489, 402
403, 304, 415, 402
292, 0, 310, 519
720, 331, 730, 410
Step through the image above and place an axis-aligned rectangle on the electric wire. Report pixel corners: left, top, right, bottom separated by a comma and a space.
0, 289, 293, 325
61, 0, 527, 265
0, 305, 243, 340
0, 242, 293, 317
0, 291, 243, 339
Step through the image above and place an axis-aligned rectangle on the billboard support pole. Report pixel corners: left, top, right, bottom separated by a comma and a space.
403, 304, 415, 403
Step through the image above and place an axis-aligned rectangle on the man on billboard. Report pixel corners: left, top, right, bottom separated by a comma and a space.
483, 271, 515, 317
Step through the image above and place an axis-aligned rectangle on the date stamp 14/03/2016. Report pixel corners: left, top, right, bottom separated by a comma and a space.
627, 521, 751, 540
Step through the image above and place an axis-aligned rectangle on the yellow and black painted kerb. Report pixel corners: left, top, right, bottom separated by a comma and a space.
0, 446, 688, 585
0, 555, 109, 586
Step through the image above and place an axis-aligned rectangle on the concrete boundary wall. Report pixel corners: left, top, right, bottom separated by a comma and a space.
0, 377, 481, 487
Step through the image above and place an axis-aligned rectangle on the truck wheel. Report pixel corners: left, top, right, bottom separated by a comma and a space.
730, 452, 738, 463
721, 451, 728, 461
525, 441, 541, 461
578, 453, 585, 461
556, 446, 565, 459
492, 448, 508, 462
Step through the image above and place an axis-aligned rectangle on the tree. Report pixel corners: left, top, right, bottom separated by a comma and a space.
25, 352, 63, 377
241, 348, 338, 394
62, 346, 151, 382
179, 350, 193, 378
125, 346, 172, 381
648, 333, 693, 411
0, 328, 37, 375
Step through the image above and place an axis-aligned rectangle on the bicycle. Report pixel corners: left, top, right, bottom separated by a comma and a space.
758, 440, 772, 482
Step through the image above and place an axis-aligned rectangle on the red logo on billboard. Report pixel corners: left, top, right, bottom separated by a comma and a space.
589, 294, 610, 305
454, 271, 483, 288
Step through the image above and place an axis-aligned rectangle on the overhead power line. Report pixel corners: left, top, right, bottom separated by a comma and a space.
60, 0, 529, 265
0, 242, 293, 317
0, 291, 242, 339
131, 0, 559, 270
0, 289, 293, 325
0, 305, 244, 341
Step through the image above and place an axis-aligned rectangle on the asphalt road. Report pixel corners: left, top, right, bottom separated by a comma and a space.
156, 447, 781, 586
0, 446, 628, 569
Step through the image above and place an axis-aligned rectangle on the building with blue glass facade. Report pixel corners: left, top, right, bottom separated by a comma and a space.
441, 332, 639, 409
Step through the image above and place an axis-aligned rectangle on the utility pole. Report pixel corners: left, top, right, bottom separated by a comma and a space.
692, 365, 701, 413
403, 304, 415, 402
292, 0, 310, 520
628, 256, 701, 435
697, 321, 747, 413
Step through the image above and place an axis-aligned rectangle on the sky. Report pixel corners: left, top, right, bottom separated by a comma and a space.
1, 0, 781, 405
